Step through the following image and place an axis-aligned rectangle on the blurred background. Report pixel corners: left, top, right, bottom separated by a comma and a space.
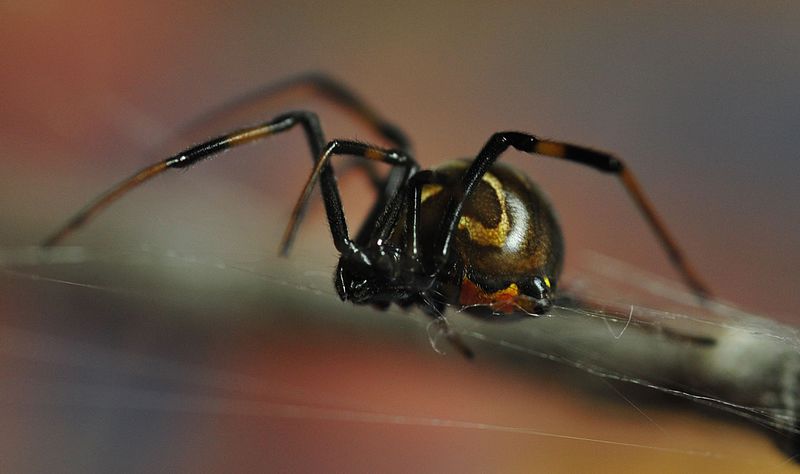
1, 1, 799, 472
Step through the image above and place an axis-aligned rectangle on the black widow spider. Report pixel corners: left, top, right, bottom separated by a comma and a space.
43, 74, 711, 358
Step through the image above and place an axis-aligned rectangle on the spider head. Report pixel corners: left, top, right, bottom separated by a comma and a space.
334, 244, 406, 305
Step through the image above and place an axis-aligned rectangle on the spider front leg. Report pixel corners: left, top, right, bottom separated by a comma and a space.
148, 73, 412, 223
435, 131, 712, 299
165, 73, 414, 228
42, 111, 331, 247
279, 139, 418, 255
174, 72, 411, 152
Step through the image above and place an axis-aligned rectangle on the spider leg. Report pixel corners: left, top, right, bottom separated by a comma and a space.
42, 111, 330, 246
404, 170, 449, 259
182, 73, 414, 245
435, 132, 712, 299
172, 72, 411, 152
164, 73, 410, 200
352, 163, 416, 247
280, 140, 417, 255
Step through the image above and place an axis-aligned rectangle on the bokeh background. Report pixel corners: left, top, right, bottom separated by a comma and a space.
2, 2, 799, 472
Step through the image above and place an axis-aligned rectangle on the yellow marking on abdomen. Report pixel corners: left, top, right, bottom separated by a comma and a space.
420, 184, 443, 203
458, 172, 510, 247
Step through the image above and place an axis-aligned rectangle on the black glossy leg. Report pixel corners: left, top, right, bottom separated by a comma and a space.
354, 164, 419, 247
435, 132, 712, 298
42, 111, 329, 246
185, 73, 415, 240
404, 170, 447, 260
174, 72, 411, 152
280, 140, 417, 255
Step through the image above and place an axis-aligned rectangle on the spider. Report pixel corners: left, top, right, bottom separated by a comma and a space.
43, 74, 711, 358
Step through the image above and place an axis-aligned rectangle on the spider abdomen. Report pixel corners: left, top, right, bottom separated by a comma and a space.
419, 160, 563, 314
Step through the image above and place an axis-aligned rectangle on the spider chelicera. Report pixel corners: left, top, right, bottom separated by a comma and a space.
43, 74, 711, 358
